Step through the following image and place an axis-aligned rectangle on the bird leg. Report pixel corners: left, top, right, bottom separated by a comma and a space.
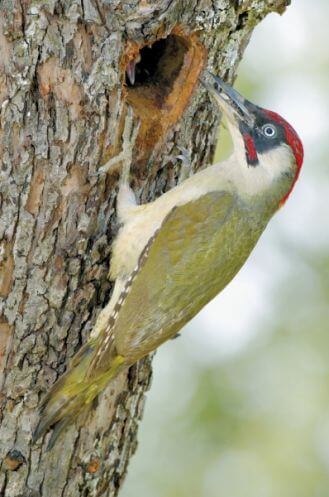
94, 106, 140, 179
176, 145, 193, 183
95, 106, 141, 223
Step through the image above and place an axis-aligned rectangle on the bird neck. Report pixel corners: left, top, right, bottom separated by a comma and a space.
214, 151, 296, 212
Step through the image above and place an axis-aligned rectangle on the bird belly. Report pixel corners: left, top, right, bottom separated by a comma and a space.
113, 203, 266, 360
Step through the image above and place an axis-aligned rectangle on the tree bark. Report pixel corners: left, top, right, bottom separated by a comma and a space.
0, 1, 290, 495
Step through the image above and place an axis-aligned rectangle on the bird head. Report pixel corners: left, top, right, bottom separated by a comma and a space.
201, 72, 304, 206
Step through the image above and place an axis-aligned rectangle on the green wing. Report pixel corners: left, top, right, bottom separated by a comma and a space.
91, 191, 241, 368
34, 190, 263, 445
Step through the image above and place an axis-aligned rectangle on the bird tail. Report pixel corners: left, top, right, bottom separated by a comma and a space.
32, 343, 125, 449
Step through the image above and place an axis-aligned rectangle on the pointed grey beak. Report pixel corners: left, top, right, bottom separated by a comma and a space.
200, 71, 255, 128
126, 60, 137, 85
126, 53, 142, 86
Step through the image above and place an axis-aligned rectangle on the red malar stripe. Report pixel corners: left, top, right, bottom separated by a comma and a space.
243, 133, 258, 163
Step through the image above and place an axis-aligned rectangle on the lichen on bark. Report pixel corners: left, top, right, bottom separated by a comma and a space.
0, 1, 289, 496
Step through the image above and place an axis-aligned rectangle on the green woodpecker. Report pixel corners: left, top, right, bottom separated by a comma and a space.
33, 72, 304, 448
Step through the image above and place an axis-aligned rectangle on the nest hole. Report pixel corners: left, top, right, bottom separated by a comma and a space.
126, 35, 189, 97
124, 31, 207, 167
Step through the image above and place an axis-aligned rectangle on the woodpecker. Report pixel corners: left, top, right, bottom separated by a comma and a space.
33, 72, 303, 448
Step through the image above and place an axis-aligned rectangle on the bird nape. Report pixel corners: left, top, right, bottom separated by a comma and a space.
33, 72, 303, 449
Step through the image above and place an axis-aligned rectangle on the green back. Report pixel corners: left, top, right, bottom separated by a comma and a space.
93, 191, 267, 368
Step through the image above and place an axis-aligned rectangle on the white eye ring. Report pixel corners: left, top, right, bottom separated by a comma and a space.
262, 124, 277, 138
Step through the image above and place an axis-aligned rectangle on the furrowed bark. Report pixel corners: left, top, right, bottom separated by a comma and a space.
0, 1, 290, 496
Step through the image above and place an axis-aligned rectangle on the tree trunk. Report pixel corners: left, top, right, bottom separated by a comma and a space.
0, 1, 289, 495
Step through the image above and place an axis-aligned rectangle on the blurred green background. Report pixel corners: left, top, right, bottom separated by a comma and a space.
122, 1, 329, 496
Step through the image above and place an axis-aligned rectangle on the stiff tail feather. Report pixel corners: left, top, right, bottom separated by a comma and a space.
32, 343, 125, 449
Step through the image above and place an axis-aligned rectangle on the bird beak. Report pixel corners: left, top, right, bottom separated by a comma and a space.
126, 60, 137, 85
126, 53, 142, 86
200, 71, 255, 128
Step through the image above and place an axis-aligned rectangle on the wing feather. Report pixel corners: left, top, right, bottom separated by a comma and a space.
90, 191, 237, 371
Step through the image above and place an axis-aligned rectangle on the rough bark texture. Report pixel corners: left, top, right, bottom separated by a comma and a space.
0, 1, 289, 496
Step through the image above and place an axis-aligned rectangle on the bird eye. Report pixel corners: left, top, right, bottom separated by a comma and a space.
262, 124, 277, 138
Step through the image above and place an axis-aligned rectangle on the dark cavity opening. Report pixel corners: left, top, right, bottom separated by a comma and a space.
126, 35, 189, 96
